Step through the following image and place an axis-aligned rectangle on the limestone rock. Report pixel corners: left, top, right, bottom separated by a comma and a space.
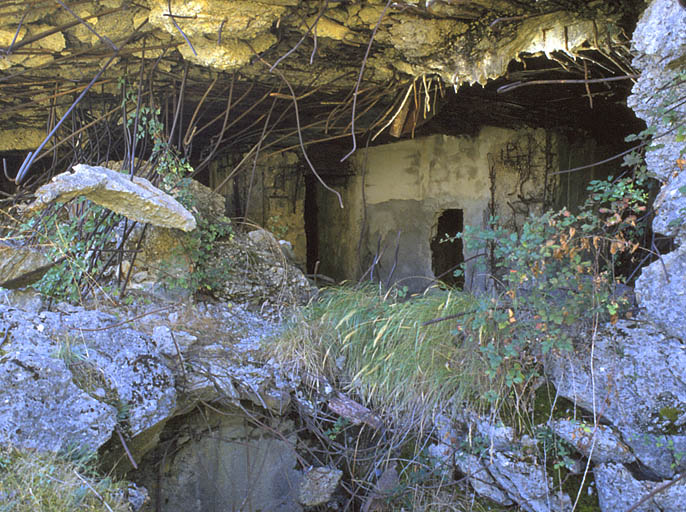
456, 451, 571, 512
487, 452, 572, 512
455, 452, 514, 506
595, 463, 686, 512
41, 307, 176, 438
549, 419, 635, 465
0, 303, 177, 454
152, 325, 197, 358
628, 0, 686, 182
547, 320, 686, 478
127, 299, 289, 416
25, 165, 196, 231
0, 241, 56, 289
298, 467, 342, 507
0, 288, 43, 313
0, 308, 117, 452
635, 247, 686, 342
652, 171, 686, 244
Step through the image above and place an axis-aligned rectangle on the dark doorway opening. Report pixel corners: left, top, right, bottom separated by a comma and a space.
304, 175, 319, 275
431, 209, 464, 288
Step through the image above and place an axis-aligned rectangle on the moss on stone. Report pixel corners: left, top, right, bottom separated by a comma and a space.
659, 406, 682, 423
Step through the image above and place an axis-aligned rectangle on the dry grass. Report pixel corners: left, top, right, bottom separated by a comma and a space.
268, 284, 507, 428
0, 446, 130, 512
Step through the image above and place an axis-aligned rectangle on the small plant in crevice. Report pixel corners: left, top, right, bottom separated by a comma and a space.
119, 80, 235, 295
535, 425, 577, 472
2, 198, 122, 302
158, 179, 235, 294
323, 416, 350, 441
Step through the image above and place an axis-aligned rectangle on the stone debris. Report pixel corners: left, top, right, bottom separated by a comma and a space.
0, 241, 56, 289
298, 466, 343, 507
550, 419, 636, 465
454, 449, 571, 512
455, 452, 514, 506
595, 463, 686, 512
547, 320, 686, 479
485, 452, 572, 512
209, 227, 314, 307
24, 164, 196, 231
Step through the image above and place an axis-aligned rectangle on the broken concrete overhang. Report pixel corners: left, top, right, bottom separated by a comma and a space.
25, 165, 197, 231
0, 0, 642, 190
0, 1, 633, 94
146, 1, 626, 88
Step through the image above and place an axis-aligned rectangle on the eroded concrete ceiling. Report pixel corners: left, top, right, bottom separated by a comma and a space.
0, 0, 643, 184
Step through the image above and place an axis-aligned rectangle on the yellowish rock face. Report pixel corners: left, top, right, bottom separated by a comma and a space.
146, 0, 286, 70
0, 127, 45, 151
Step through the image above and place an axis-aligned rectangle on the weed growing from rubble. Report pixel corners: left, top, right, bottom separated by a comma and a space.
0, 445, 130, 512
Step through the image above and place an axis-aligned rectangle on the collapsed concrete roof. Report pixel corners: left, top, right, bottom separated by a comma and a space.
0, 0, 643, 186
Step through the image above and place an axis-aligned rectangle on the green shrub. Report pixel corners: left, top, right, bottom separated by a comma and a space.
270, 173, 648, 427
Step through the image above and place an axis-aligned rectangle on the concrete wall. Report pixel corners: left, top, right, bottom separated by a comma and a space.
317, 127, 558, 292
209, 126, 608, 291
210, 151, 308, 268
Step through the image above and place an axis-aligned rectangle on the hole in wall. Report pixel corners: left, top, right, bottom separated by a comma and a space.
431, 209, 464, 288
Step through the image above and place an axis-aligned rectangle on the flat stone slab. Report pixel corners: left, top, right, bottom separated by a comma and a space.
0, 241, 56, 289
25, 164, 196, 231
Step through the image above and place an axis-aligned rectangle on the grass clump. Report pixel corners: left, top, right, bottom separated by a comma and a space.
0, 446, 131, 512
271, 174, 649, 428
270, 284, 507, 424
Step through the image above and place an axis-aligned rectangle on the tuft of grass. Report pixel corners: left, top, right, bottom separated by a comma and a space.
0, 445, 130, 512
269, 285, 509, 426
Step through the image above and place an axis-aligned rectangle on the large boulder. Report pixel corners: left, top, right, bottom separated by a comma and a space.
205, 227, 314, 308
0, 309, 116, 452
0, 302, 176, 453
25, 164, 196, 231
547, 320, 686, 479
